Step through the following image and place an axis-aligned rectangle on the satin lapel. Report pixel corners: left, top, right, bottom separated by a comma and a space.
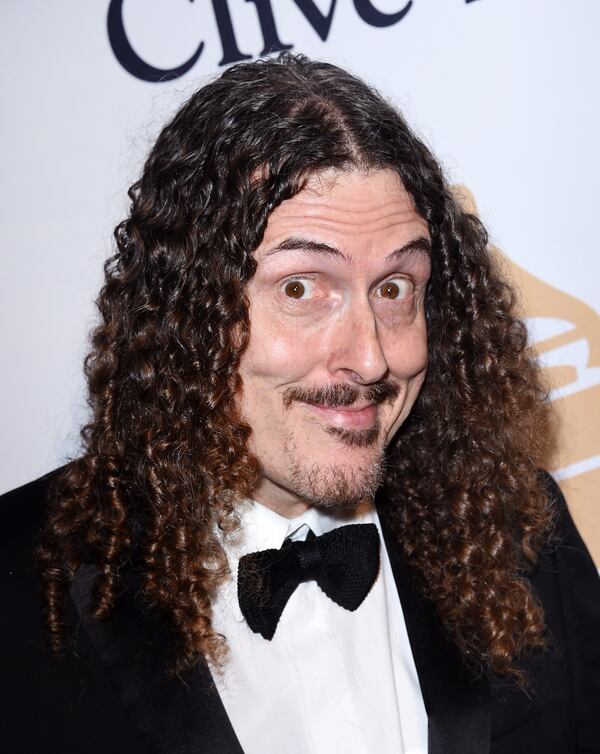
70, 564, 244, 754
377, 502, 491, 754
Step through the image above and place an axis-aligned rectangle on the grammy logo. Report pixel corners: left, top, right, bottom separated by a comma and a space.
452, 185, 600, 563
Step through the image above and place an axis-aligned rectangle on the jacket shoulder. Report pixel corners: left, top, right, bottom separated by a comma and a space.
0, 465, 69, 553
541, 471, 600, 752
490, 470, 600, 752
0, 465, 74, 592
0, 463, 147, 751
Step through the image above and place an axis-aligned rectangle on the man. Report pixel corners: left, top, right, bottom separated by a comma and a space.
2, 53, 599, 753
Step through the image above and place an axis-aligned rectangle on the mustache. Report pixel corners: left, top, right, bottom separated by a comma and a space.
282, 380, 400, 410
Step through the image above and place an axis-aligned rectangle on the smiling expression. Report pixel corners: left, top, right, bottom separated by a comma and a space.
236, 168, 431, 517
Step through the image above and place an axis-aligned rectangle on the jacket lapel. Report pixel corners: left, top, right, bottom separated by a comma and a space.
377, 501, 491, 754
70, 563, 244, 754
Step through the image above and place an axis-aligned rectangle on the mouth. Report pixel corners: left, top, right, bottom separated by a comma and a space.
301, 402, 378, 430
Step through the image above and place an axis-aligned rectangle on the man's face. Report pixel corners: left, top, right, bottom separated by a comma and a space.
237, 168, 431, 516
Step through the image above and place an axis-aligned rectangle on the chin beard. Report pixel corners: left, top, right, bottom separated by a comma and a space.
324, 422, 381, 448
287, 442, 387, 513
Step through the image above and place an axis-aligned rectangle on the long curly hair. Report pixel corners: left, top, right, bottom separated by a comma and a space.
37, 53, 556, 681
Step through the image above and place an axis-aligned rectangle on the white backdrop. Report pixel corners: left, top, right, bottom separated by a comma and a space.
1, 0, 598, 553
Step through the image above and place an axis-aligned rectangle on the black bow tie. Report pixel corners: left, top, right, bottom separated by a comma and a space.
237, 523, 380, 640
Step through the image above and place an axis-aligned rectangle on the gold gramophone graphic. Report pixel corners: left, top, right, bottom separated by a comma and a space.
452, 187, 600, 564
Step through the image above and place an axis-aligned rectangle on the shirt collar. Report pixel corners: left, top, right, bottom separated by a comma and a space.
228, 497, 377, 561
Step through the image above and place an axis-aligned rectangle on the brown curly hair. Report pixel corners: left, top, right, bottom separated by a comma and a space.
36, 53, 556, 682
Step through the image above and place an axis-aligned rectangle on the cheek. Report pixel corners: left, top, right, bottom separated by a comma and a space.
384, 323, 429, 380
382, 324, 428, 438
240, 316, 319, 385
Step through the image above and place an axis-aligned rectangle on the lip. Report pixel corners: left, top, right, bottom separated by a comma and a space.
301, 402, 378, 429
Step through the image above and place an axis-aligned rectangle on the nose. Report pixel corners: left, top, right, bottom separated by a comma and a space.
327, 301, 388, 385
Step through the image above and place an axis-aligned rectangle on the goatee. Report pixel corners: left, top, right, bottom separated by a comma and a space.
287, 440, 387, 513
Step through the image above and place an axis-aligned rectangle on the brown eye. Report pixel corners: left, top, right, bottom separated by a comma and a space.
381, 282, 400, 299
379, 278, 410, 300
284, 280, 307, 299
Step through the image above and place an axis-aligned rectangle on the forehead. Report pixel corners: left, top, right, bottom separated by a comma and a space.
254, 168, 430, 261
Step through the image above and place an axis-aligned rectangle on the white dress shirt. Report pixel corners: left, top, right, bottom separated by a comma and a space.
209, 498, 428, 754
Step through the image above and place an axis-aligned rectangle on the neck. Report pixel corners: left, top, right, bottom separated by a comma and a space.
250, 477, 311, 518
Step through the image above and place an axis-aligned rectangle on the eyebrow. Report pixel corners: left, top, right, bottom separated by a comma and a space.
262, 235, 431, 263
263, 236, 350, 261
385, 236, 431, 263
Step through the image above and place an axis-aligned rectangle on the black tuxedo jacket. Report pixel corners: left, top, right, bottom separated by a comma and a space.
1, 466, 599, 754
